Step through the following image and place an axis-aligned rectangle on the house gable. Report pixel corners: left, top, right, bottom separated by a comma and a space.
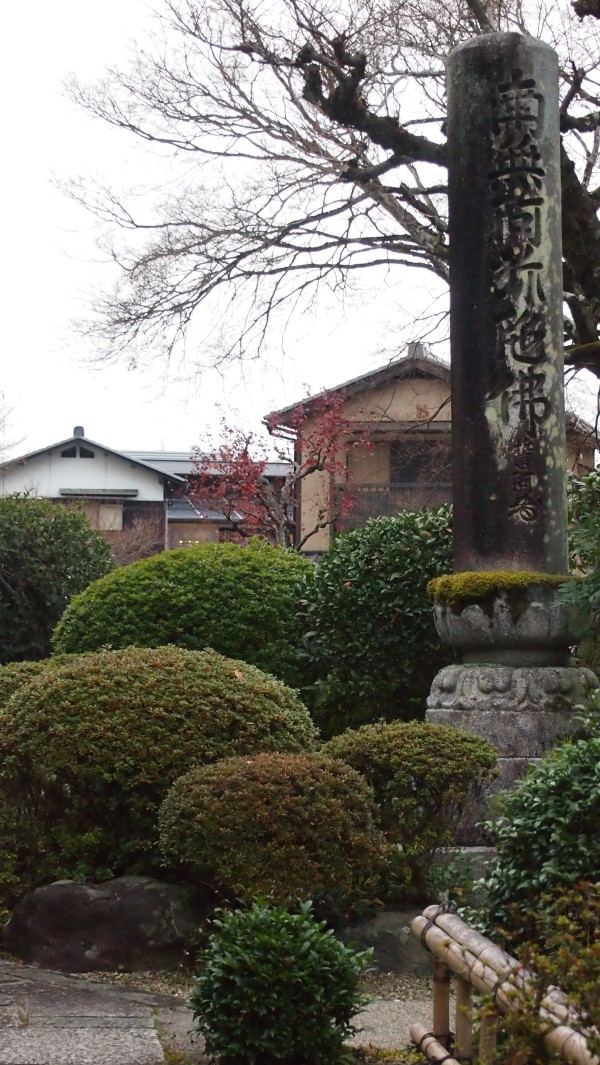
1, 430, 184, 502
266, 348, 598, 555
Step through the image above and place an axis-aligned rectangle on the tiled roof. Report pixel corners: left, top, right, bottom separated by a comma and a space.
167, 498, 243, 523
125, 452, 290, 479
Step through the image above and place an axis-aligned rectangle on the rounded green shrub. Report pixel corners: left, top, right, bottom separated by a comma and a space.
52, 540, 313, 688
0, 495, 113, 664
189, 899, 371, 1065
159, 752, 386, 910
481, 729, 600, 935
0, 655, 84, 713
302, 507, 453, 735
323, 721, 497, 891
0, 660, 55, 712
0, 646, 318, 890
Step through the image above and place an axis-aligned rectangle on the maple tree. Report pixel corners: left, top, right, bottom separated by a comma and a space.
190, 392, 371, 548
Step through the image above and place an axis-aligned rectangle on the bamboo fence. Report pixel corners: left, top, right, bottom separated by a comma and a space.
409, 904, 598, 1065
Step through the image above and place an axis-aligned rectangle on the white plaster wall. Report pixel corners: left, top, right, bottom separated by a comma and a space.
1, 447, 165, 501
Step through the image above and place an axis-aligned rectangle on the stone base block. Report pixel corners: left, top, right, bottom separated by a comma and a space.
426, 707, 574, 757
427, 663, 598, 843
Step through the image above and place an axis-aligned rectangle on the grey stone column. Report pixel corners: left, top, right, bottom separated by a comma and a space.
426, 34, 597, 837
447, 33, 567, 574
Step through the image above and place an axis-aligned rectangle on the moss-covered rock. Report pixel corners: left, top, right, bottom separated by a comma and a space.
428, 570, 574, 611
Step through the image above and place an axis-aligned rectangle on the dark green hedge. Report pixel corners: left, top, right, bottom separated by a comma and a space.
482, 728, 600, 935
52, 540, 313, 688
0, 495, 113, 664
302, 508, 453, 734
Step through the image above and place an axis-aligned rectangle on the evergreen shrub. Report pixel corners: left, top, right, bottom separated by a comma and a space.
302, 508, 453, 735
52, 539, 313, 688
0, 656, 82, 713
323, 721, 497, 890
0, 495, 113, 664
0, 646, 318, 892
189, 899, 371, 1065
159, 752, 386, 911
577, 634, 600, 676
481, 727, 600, 935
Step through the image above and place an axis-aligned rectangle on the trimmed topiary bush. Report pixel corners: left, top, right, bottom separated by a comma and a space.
52, 540, 313, 688
0, 646, 318, 892
0, 660, 55, 712
302, 508, 453, 735
323, 721, 497, 891
0, 495, 113, 664
159, 753, 386, 911
189, 899, 371, 1065
481, 727, 600, 936
0, 656, 83, 713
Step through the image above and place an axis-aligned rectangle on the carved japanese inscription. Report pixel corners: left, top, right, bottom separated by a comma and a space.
489, 69, 550, 524
448, 33, 566, 573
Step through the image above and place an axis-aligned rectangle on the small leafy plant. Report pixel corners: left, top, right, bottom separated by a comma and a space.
480, 883, 600, 1065
189, 898, 372, 1065
481, 722, 600, 935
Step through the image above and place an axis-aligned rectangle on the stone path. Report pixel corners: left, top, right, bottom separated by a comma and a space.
0, 960, 435, 1064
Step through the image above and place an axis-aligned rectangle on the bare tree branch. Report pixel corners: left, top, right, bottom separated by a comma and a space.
61, 0, 600, 379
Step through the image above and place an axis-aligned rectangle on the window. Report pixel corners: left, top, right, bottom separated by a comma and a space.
60, 445, 95, 459
390, 440, 451, 485
83, 502, 123, 531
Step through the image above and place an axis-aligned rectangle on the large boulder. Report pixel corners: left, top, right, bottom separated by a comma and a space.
2, 876, 206, 972
338, 909, 433, 975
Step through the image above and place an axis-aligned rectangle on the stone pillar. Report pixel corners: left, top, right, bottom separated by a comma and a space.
448, 33, 566, 575
426, 33, 597, 832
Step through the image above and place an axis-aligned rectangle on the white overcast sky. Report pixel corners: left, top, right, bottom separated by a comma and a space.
0, 0, 440, 460
1, 0, 595, 460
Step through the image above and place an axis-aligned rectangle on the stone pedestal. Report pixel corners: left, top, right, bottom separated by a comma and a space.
426, 31, 597, 840
427, 582, 598, 840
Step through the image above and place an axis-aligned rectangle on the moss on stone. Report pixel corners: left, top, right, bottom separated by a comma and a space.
427, 570, 575, 610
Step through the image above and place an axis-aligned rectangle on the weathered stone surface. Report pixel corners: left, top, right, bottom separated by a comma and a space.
447, 33, 566, 574
339, 910, 433, 976
0, 1028, 164, 1065
426, 32, 592, 843
2, 876, 207, 972
433, 586, 585, 666
453, 758, 539, 844
428, 663, 597, 716
428, 706, 574, 757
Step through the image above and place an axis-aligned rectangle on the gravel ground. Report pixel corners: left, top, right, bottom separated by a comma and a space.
78, 968, 433, 1003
